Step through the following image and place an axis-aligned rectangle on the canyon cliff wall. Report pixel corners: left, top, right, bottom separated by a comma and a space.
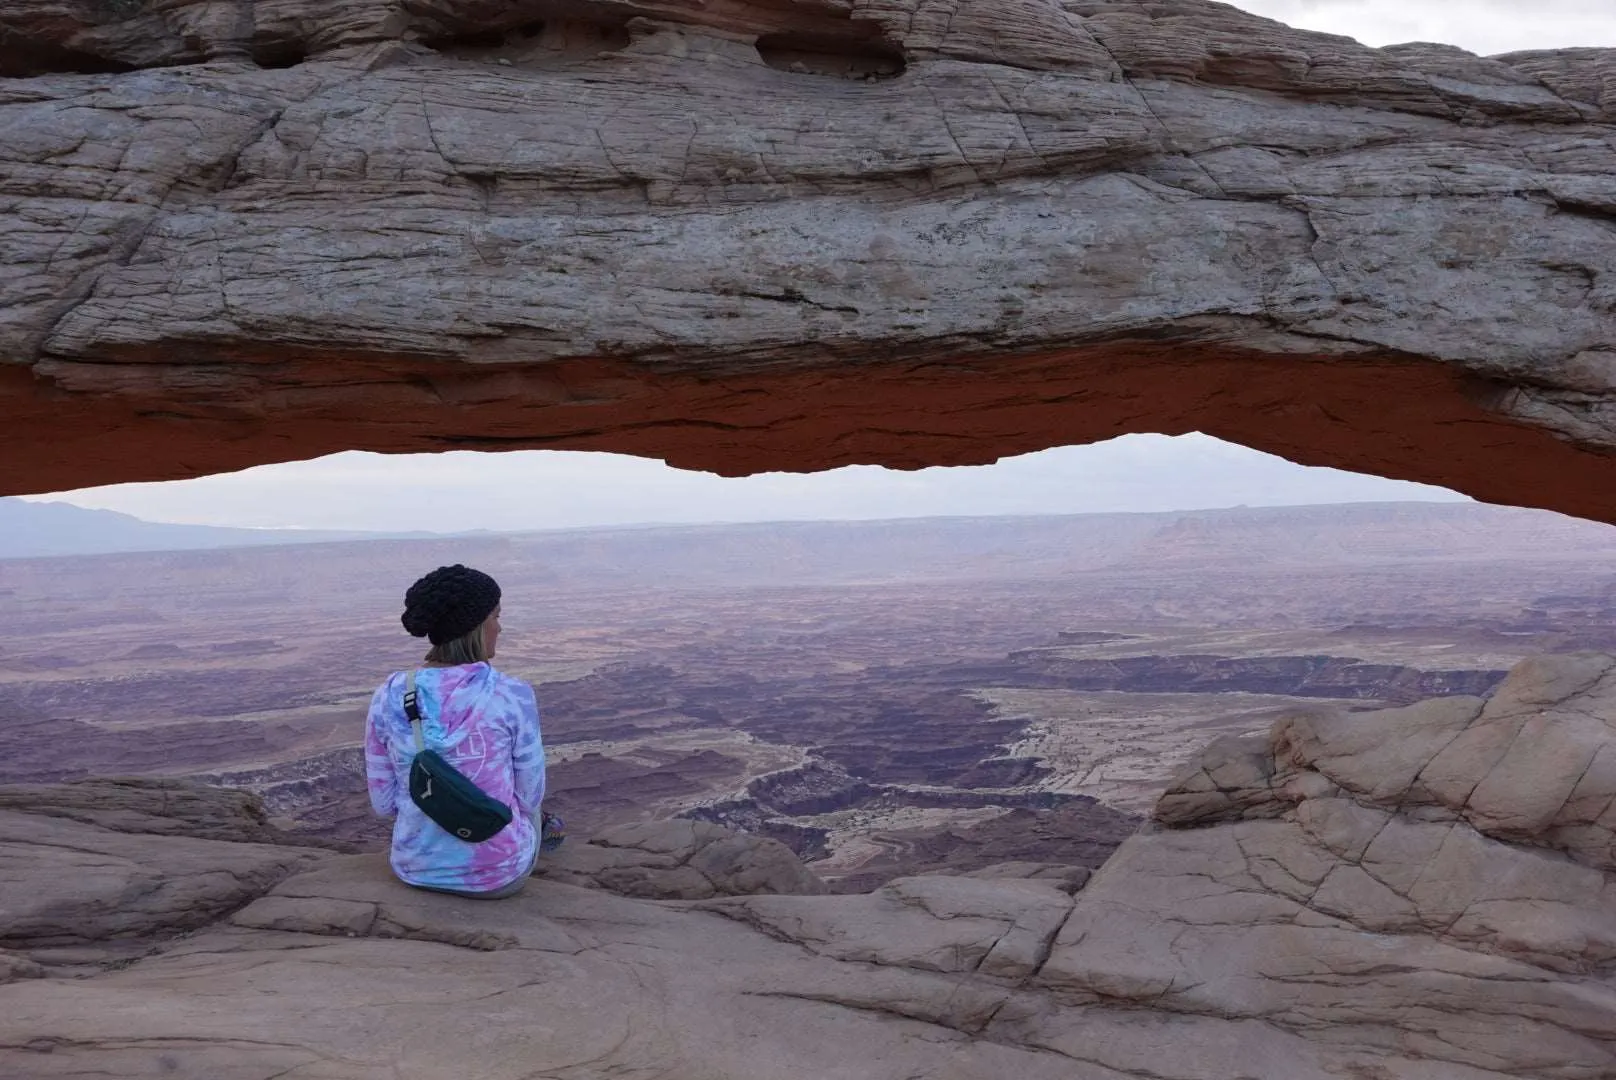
3, 0, 1615, 518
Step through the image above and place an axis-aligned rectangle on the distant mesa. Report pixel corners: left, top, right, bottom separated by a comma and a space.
7, 500, 1616, 583
207, 639, 284, 656
123, 643, 185, 659
0, 498, 442, 560
5, 653, 85, 671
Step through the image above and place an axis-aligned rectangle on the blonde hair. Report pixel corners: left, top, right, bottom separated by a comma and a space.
424, 621, 489, 666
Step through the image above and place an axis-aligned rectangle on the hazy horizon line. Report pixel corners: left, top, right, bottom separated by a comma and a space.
17, 492, 1492, 540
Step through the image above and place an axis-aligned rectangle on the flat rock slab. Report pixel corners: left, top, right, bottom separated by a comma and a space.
0, 808, 327, 951
538, 818, 829, 899
0, 776, 354, 849
0, 857, 1124, 1080
701, 874, 1074, 980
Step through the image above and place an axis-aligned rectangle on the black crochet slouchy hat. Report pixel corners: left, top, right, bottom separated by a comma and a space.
401, 565, 501, 645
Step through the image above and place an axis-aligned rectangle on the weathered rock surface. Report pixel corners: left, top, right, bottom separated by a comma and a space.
0, 781, 822, 963
1050, 650, 1616, 1076
0, 776, 357, 848
1157, 650, 1616, 874
0, 803, 323, 952
3, 860, 1108, 1080
537, 817, 829, 898
0, 950, 43, 985
4, 652, 1616, 1077
0, 780, 347, 965
3, 1, 1616, 521
938, 859, 1094, 894
703, 873, 1075, 980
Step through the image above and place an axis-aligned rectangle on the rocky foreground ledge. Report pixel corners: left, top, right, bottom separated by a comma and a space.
4, 652, 1616, 1078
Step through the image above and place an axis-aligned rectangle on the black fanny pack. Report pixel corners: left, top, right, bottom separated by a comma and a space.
403, 670, 513, 843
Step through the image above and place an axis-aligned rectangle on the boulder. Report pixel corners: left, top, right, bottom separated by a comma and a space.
1153, 731, 1299, 826
538, 818, 828, 899
1031, 650, 1616, 1076
948, 860, 1094, 894
0, 773, 338, 961
0, 949, 43, 985
1267, 652, 1616, 871
0, 777, 354, 849
0, 806, 327, 952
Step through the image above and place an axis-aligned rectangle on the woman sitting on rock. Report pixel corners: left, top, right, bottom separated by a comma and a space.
364, 564, 560, 899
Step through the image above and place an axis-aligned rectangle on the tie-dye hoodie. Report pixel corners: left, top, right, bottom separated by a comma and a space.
364, 663, 546, 893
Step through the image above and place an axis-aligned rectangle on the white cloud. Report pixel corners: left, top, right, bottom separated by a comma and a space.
25, 435, 1467, 532
1227, 1, 1616, 54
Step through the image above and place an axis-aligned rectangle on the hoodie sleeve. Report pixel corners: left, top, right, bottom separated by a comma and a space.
509, 680, 547, 817
364, 677, 400, 817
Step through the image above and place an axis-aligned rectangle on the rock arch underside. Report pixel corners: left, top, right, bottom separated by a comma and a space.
10, 4, 1616, 1080
0, 0, 1614, 520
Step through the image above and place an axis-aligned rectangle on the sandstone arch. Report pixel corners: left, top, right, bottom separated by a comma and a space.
3, 0, 1615, 518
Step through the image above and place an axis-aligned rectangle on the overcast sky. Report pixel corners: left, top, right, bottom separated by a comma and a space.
28, 436, 1466, 532
24, 2, 1611, 532
1232, 0, 1612, 54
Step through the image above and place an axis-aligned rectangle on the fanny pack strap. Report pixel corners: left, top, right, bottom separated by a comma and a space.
403, 670, 426, 753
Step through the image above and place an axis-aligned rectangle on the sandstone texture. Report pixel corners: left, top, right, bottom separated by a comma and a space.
1069, 650, 1616, 1076
2, 1, 1616, 519
5, 653, 1616, 1077
0, 775, 358, 847
536, 817, 830, 899
0, 794, 327, 957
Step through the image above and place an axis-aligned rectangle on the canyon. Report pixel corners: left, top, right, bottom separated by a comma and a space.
5, 621, 1616, 1078
6, 500, 1616, 893
5, 0, 1616, 1074
6, 499, 1616, 1077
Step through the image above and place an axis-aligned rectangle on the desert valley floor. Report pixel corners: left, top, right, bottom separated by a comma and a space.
7, 500, 1616, 890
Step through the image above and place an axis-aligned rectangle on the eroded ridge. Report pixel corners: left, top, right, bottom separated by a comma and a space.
1039, 650, 1616, 1077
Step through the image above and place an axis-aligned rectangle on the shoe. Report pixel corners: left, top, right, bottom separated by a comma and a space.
539, 811, 566, 852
